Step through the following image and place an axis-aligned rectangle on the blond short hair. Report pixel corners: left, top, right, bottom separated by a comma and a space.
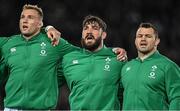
22, 4, 43, 20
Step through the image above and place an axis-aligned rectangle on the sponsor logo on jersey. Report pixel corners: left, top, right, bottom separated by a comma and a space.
72, 60, 78, 64
10, 47, 16, 53
126, 67, 131, 72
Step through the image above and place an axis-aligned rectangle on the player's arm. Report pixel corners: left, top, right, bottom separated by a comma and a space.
40, 26, 61, 46
45, 26, 61, 46
112, 48, 128, 61
0, 57, 8, 87
165, 63, 180, 110
57, 61, 66, 88
0, 37, 9, 48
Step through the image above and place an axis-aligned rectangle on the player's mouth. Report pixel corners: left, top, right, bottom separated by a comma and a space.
22, 25, 28, 30
85, 35, 94, 42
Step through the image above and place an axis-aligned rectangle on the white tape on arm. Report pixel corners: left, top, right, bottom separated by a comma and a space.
45, 25, 54, 32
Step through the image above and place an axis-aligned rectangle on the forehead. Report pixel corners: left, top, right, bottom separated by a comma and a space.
136, 27, 155, 35
21, 9, 39, 16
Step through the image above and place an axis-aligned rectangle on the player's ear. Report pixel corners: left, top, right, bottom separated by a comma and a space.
39, 21, 43, 28
102, 32, 107, 40
155, 38, 160, 47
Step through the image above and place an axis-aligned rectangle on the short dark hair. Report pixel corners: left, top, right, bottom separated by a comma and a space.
82, 15, 107, 32
138, 23, 159, 38
23, 4, 43, 20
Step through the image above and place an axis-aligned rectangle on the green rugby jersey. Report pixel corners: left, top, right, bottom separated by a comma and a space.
1, 32, 75, 110
121, 51, 180, 110
0, 37, 8, 49
60, 46, 125, 110
0, 57, 7, 86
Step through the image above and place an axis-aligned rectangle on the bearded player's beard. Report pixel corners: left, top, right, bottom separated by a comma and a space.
81, 34, 102, 51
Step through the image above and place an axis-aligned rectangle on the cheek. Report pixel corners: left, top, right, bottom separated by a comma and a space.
82, 31, 86, 38
32, 21, 39, 26
29, 20, 39, 25
19, 19, 22, 23
135, 42, 139, 49
19, 22, 22, 27
96, 31, 101, 35
148, 41, 156, 48
19, 20, 23, 25
135, 39, 139, 46
92, 32, 101, 38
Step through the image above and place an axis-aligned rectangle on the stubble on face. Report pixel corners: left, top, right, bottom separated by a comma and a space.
135, 27, 159, 55
19, 9, 42, 39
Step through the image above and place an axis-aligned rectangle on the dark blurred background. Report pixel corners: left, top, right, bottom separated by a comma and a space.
0, 0, 179, 110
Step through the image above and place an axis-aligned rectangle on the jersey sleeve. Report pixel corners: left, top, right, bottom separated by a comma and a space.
118, 80, 124, 110
0, 57, 9, 87
57, 60, 66, 88
0, 37, 8, 49
40, 27, 46, 34
165, 63, 180, 110
57, 38, 79, 56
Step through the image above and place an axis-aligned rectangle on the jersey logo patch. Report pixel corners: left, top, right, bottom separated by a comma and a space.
40, 42, 47, 56
126, 67, 131, 72
104, 57, 111, 71
148, 65, 157, 79
10, 47, 16, 53
40, 50, 47, 56
40, 42, 46, 48
72, 60, 78, 64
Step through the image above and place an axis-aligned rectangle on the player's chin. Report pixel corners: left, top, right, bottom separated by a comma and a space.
85, 40, 95, 44
85, 42, 95, 47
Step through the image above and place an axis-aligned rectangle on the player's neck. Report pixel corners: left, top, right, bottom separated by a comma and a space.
138, 49, 157, 61
92, 42, 104, 52
23, 30, 40, 41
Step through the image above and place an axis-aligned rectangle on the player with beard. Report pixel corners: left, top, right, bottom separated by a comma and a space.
58, 15, 125, 110
121, 23, 180, 110
81, 21, 103, 52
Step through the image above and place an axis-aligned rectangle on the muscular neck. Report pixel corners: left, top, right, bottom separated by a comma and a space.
23, 30, 40, 40
138, 48, 157, 61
